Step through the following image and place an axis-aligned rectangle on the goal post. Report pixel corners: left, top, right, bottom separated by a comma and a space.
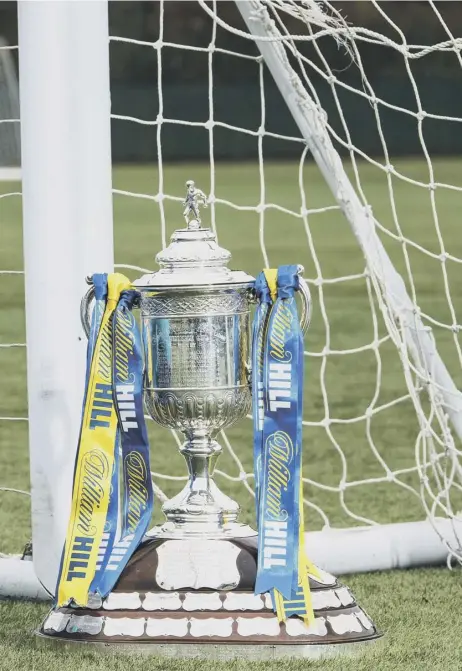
17, 0, 114, 595
2, 0, 462, 600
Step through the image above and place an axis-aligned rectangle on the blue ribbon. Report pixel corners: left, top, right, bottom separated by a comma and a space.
83, 282, 153, 599
85, 274, 120, 596
116, 290, 153, 544
253, 265, 303, 601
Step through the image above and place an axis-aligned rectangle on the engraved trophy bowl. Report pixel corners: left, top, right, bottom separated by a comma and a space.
39, 182, 381, 656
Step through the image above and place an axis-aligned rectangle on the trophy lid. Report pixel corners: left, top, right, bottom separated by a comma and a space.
134, 181, 254, 288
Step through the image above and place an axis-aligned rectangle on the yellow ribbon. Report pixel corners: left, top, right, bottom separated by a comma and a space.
273, 480, 318, 627
298, 478, 318, 626
57, 273, 132, 607
263, 268, 278, 302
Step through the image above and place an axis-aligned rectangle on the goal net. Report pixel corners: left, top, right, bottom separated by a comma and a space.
110, 0, 462, 562
2, 0, 462, 595
0, 38, 20, 181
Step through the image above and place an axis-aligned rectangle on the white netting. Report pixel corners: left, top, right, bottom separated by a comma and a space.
2, 0, 462, 567
0, 36, 25, 558
0, 38, 20, 176
110, 0, 462, 561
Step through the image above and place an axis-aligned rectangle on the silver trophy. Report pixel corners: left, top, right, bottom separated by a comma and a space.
136, 180, 310, 540
40, 182, 380, 656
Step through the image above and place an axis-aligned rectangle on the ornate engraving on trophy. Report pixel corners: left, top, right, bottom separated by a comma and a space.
156, 540, 241, 591
43, 612, 70, 633
190, 617, 234, 638
142, 592, 183, 611
236, 617, 281, 637
66, 614, 104, 636
142, 312, 249, 391
285, 617, 328, 638
104, 617, 146, 637
182, 592, 222, 611
140, 292, 248, 318
327, 614, 363, 636
103, 592, 142, 610
145, 387, 251, 432
223, 593, 267, 611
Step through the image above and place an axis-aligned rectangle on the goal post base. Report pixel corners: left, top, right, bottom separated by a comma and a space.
0, 558, 49, 600
306, 518, 460, 575
0, 519, 454, 602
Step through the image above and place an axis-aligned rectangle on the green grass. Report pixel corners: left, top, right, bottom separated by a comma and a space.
1, 158, 462, 669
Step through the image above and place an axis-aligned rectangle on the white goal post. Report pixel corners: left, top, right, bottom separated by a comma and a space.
1, 0, 462, 599
10, 0, 114, 595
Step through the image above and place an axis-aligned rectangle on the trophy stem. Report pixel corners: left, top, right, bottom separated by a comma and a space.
160, 431, 243, 537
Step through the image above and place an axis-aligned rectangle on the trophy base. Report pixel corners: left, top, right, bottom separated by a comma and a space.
38, 536, 382, 658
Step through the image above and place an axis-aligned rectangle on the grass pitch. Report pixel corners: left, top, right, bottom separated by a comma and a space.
1, 159, 462, 670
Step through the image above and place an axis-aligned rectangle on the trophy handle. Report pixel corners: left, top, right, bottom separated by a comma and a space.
80, 277, 95, 340
297, 264, 312, 335
246, 266, 311, 389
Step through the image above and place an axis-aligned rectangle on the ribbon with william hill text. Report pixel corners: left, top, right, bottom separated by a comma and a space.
252, 265, 316, 626
56, 273, 153, 607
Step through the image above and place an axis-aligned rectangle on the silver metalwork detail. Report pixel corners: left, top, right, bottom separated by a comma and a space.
183, 180, 207, 228
141, 283, 252, 533
155, 227, 231, 269
80, 281, 94, 339
297, 265, 312, 335
145, 387, 251, 432
140, 292, 248, 318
